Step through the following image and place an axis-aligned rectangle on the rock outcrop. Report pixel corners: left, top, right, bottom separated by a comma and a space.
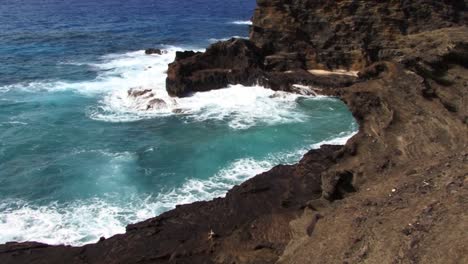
166, 38, 264, 96
145, 48, 164, 55
251, 0, 467, 70
1, 1, 467, 264
166, 0, 466, 96
166, 38, 358, 96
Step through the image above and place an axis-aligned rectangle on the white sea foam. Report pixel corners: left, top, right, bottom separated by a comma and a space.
267, 129, 358, 163
208, 35, 248, 43
0, 45, 304, 129
83, 49, 313, 129
0, 46, 333, 129
0, 46, 188, 95
311, 130, 357, 149
0, 45, 358, 246
92, 82, 310, 129
0, 199, 129, 246
0, 157, 272, 246
3, 121, 28, 126
176, 85, 308, 129
0, 127, 357, 246
230, 20, 253, 25
0, 86, 9, 93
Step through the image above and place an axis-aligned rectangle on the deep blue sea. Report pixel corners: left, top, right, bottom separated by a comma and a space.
0, 0, 357, 245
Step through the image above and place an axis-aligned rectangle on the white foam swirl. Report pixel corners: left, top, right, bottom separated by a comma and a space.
79, 48, 316, 129
0, 128, 357, 247
208, 35, 248, 43
1, 47, 337, 130
230, 20, 253, 25
0, 157, 272, 246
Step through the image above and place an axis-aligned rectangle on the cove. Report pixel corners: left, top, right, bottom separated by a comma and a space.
0, 50, 357, 245
0, 0, 357, 247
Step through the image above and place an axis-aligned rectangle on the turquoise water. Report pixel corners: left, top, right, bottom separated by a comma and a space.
0, 0, 357, 246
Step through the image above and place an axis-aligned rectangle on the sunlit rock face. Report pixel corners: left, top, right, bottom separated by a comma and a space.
250, 0, 467, 70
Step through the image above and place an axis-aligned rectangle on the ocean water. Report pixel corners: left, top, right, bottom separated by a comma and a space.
0, 0, 357, 246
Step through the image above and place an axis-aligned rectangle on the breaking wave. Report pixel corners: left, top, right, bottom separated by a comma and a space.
1, 47, 322, 130
0, 128, 356, 246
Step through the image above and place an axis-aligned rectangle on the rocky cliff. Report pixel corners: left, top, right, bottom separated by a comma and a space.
251, 0, 467, 70
1, 1, 467, 263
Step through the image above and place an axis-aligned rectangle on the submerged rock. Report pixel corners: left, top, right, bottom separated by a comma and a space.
127, 88, 153, 98
145, 48, 165, 55
146, 98, 167, 110
126, 87, 169, 111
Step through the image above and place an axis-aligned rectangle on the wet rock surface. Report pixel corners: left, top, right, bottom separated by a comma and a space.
166, 38, 264, 96
166, 0, 466, 97
145, 48, 165, 55
1, 1, 467, 263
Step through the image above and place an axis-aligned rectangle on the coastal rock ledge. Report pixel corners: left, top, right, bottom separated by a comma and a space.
1, 1, 467, 264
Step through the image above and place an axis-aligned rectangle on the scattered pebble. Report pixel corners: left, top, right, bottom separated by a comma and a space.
208, 229, 216, 240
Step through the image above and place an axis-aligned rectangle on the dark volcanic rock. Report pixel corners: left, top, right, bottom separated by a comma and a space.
145, 48, 164, 55
166, 38, 265, 96
262, 70, 357, 92
166, 39, 358, 96
127, 88, 152, 97
264, 52, 304, 71
251, 0, 467, 70
174, 50, 201, 60
166, 1, 467, 98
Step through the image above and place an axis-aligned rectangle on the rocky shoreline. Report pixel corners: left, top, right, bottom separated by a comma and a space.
1, 1, 467, 263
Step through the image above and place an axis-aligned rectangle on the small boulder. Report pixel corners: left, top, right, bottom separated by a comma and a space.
146, 98, 167, 110
145, 48, 164, 55
128, 88, 152, 98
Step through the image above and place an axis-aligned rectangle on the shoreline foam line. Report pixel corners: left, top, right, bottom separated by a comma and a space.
229, 20, 253, 25
0, 129, 356, 246
0, 48, 320, 129
208, 35, 248, 43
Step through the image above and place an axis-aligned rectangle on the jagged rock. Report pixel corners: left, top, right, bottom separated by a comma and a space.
251, 0, 467, 70
146, 98, 167, 110
261, 69, 357, 92
174, 50, 200, 60
166, 38, 264, 96
264, 52, 304, 71
145, 48, 164, 55
127, 88, 152, 98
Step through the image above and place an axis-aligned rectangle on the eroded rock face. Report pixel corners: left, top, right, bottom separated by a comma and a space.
166, 38, 265, 96
251, 0, 467, 70
166, 1, 466, 98
166, 39, 359, 96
